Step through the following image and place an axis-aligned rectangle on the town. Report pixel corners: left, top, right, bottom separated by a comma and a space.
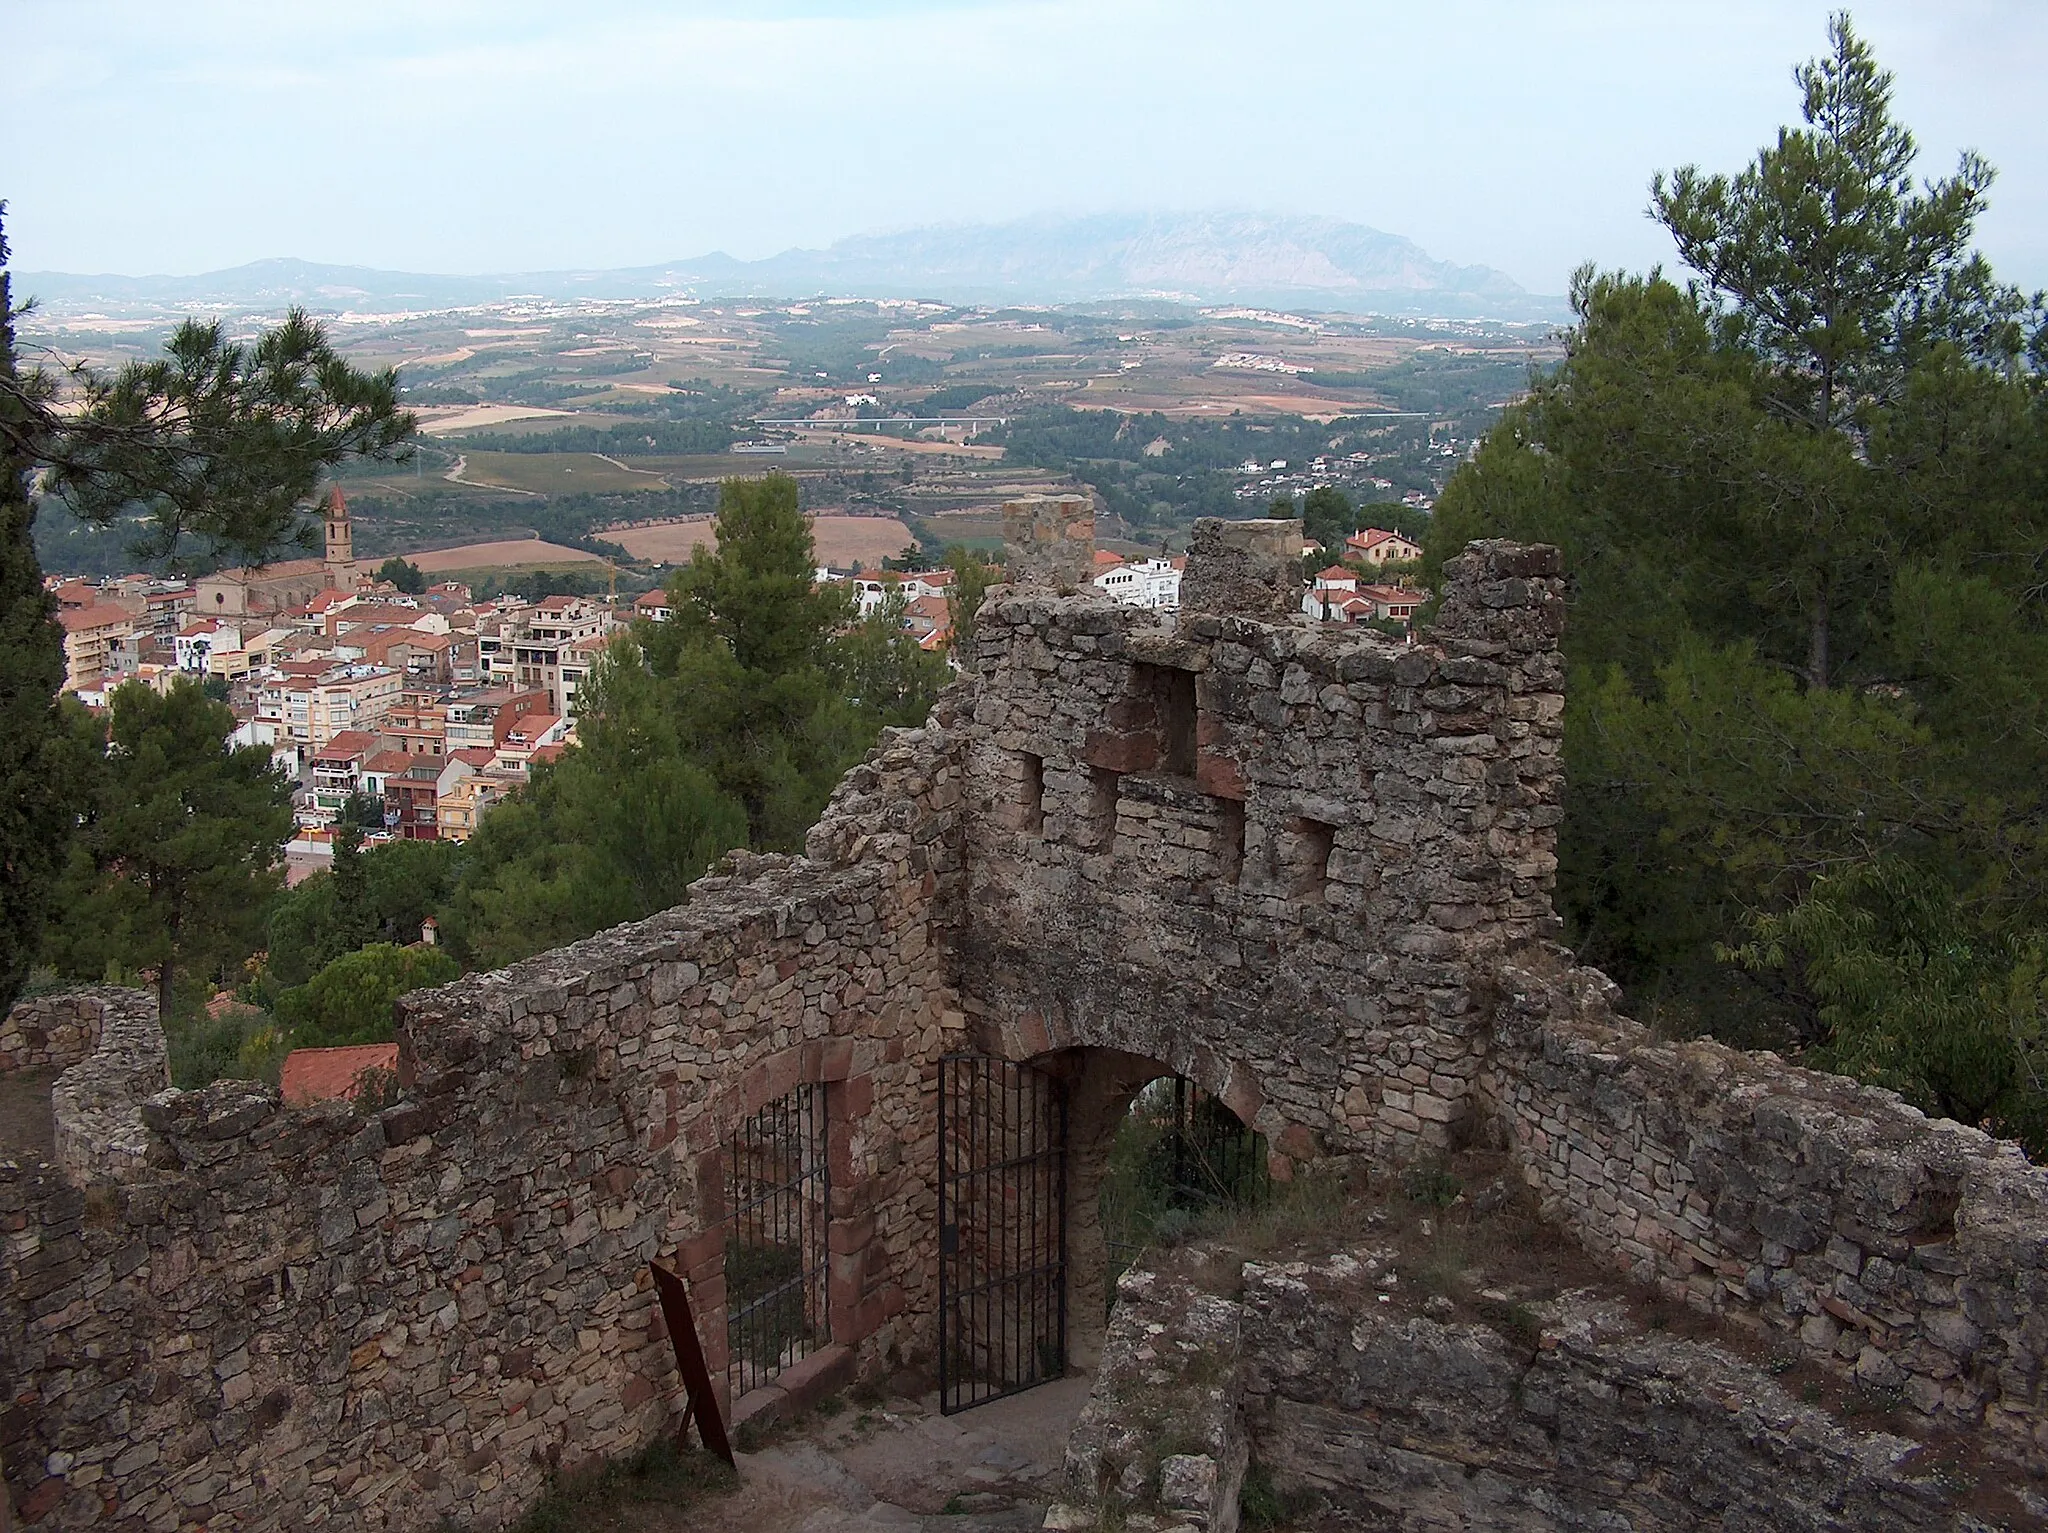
46, 485, 1431, 867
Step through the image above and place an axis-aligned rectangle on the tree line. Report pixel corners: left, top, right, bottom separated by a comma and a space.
1427, 15, 2048, 1152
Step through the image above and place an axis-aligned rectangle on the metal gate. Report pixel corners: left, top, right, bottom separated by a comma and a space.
937, 1055, 1068, 1414
724, 1083, 830, 1396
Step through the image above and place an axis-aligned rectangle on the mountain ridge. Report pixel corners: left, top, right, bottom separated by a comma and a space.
18, 212, 1563, 321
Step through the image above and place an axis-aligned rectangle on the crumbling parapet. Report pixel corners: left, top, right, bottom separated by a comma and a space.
0, 986, 148, 1076
1000, 493, 1096, 588
1176, 517, 1303, 619
49, 990, 167, 1179
1239, 1249, 1993, 1530
1480, 944, 2048, 1473
1053, 1263, 1248, 1533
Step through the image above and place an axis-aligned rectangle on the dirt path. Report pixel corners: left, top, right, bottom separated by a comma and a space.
639, 1377, 1089, 1533
592, 453, 671, 486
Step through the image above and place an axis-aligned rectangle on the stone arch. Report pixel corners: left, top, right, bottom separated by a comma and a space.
977, 1038, 1268, 1373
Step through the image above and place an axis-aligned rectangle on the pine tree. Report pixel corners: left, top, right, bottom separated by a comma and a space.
0, 205, 412, 1016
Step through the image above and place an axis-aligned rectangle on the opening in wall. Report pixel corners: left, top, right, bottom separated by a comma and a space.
1215, 799, 1245, 886
1287, 817, 1336, 903
1017, 752, 1045, 834
724, 1084, 830, 1397
1135, 663, 1198, 777
1089, 766, 1121, 851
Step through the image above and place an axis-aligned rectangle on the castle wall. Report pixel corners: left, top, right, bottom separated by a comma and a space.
955, 542, 1567, 1165
0, 988, 146, 1075
10, 522, 2048, 1525
1484, 950, 2048, 1473
0, 714, 966, 1532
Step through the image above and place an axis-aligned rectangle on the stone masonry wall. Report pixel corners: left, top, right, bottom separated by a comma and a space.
0, 707, 969, 1532
1483, 947, 2048, 1475
955, 540, 1566, 1165
1058, 1248, 2019, 1533
47, 992, 167, 1179
0, 988, 147, 1076
1239, 1251, 2007, 1531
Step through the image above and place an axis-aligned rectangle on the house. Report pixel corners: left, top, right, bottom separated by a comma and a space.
280, 1043, 400, 1106
1345, 527, 1423, 566
175, 620, 234, 673
1093, 556, 1185, 612
633, 589, 673, 623
1305, 567, 1426, 628
383, 753, 471, 840
508, 595, 610, 714
56, 603, 137, 694
303, 730, 384, 829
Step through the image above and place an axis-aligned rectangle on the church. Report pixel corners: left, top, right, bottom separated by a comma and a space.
194, 485, 361, 618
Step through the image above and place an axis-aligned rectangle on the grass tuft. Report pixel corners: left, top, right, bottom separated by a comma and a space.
508, 1438, 736, 1533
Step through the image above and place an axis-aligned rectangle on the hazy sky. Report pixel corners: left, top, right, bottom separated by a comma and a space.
7, 0, 2045, 296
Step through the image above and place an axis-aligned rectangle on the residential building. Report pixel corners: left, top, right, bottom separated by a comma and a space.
510, 595, 610, 714
1345, 527, 1424, 566
56, 604, 136, 694
1093, 555, 1184, 611
303, 730, 383, 829
633, 589, 673, 623
384, 753, 463, 840
258, 662, 403, 752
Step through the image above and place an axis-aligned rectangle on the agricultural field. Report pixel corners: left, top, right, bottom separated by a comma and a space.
608, 514, 916, 569
24, 289, 1557, 577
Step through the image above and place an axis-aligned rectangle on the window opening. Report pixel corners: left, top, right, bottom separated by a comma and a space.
1089, 766, 1121, 851
1135, 663, 1198, 777
724, 1083, 830, 1397
1289, 817, 1336, 903
1017, 752, 1045, 834
1214, 799, 1245, 886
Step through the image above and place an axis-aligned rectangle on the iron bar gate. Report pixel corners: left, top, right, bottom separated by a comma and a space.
724, 1083, 829, 1396
937, 1055, 1068, 1414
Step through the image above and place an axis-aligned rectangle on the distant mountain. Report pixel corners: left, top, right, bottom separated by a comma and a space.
19, 213, 1562, 321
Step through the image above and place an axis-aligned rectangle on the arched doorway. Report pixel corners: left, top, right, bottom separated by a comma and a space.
934, 1046, 1270, 1411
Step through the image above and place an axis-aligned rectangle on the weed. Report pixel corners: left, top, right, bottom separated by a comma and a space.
1475, 1296, 1543, 1352
508, 1438, 735, 1533
1801, 1381, 1823, 1406
1400, 1164, 1464, 1209
1239, 1462, 1319, 1532
942, 1496, 967, 1515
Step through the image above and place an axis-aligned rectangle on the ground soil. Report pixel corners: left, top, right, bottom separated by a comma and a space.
0, 1069, 56, 1163
405, 539, 607, 573
608, 515, 917, 569
592, 1377, 1088, 1533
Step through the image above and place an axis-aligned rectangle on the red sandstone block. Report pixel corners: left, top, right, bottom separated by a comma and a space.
1196, 753, 1246, 800
622, 1373, 656, 1410
774, 1342, 855, 1411
762, 1051, 802, 1104
809, 1038, 855, 1082
679, 1228, 724, 1271
1018, 1012, 1052, 1057
841, 1073, 874, 1117
829, 1214, 877, 1256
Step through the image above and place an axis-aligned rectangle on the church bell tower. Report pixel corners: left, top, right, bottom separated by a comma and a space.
323, 485, 358, 587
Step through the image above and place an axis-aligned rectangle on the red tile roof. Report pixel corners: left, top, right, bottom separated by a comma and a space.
363, 750, 413, 774
280, 1043, 400, 1105
1092, 550, 1125, 570
316, 730, 382, 761
56, 605, 129, 633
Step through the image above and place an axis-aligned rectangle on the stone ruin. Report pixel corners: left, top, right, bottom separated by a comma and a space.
3, 500, 2047, 1530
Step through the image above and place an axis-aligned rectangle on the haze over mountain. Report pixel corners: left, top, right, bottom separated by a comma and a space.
20, 213, 1561, 322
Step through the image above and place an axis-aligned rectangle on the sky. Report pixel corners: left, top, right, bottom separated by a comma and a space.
6, 0, 2045, 298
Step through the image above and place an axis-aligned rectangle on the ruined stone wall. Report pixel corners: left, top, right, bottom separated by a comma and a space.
0, 988, 149, 1076
1238, 1253, 2006, 1531
47, 991, 167, 1179
956, 541, 1566, 1164
0, 711, 969, 1532
1058, 1250, 2017, 1533
1483, 949, 2048, 1475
